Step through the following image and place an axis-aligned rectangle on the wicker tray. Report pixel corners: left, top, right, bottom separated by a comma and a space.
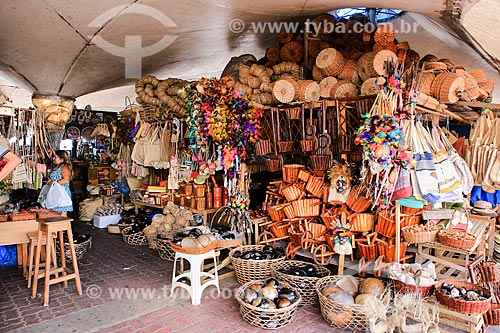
9, 211, 36, 221
392, 279, 435, 298
438, 230, 476, 249
156, 238, 175, 261
236, 280, 302, 329
122, 227, 148, 246
316, 275, 369, 331
435, 280, 492, 314
271, 260, 330, 306
169, 240, 217, 255
229, 245, 286, 284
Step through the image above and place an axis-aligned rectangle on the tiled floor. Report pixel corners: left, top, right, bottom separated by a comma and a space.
0, 220, 498, 333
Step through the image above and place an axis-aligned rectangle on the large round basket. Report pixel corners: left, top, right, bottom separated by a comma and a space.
271, 260, 330, 306
156, 238, 175, 261
392, 279, 435, 298
169, 240, 217, 255
435, 280, 492, 314
56, 237, 92, 263
122, 227, 148, 246
229, 245, 286, 284
236, 280, 302, 330
316, 276, 369, 331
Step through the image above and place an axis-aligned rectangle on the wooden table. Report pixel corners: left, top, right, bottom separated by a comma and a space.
0, 219, 38, 276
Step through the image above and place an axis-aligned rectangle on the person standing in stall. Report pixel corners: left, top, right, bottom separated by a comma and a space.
0, 144, 22, 180
48, 150, 73, 216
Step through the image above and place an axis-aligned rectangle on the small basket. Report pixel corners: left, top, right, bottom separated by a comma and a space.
346, 185, 372, 212
478, 261, 500, 283
401, 225, 438, 244
35, 209, 63, 219
297, 169, 311, 182
267, 203, 287, 222
265, 158, 281, 172
305, 176, 324, 198
310, 155, 330, 171
278, 141, 294, 153
350, 213, 375, 232
282, 164, 305, 183
435, 280, 492, 314
121, 227, 148, 246
375, 210, 397, 238
268, 222, 289, 239
400, 212, 421, 227
377, 242, 407, 262
236, 280, 302, 329
271, 260, 330, 306
169, 240, 217, 255
56, 237, 92, 263
255, 140, 273, 156
156, 238, 175, 261
300, 139, 315, 153
316, 276, 369, 331
281, 184, 305, 202
229, 245, 286, 284
392, 279, 435, 298
0, 214, 8, 222
286, 107, 301, 120
283, 204, 295, 219
357, 241, 379, 261
108, 223, 133, 234
9, 211, 36, 221
291, 199, 321, 217
305, 221, 328, 241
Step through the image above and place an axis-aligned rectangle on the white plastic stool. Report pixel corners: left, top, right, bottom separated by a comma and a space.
171, 249, 220, 305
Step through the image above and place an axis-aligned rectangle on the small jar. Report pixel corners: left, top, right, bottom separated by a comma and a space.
179, 194, 186, 207
196, 197, 205, 211
205, 187, 213, 209
185, 183, 193, 196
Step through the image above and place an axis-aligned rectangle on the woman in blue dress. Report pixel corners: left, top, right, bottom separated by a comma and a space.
49, 150, 73, 216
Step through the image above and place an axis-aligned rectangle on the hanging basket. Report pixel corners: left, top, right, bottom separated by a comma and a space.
255, 140, 273, 156
300, 139, 315, 153
286, 107, 301, 120
310, 155, 330, 171
278, 141, 294, 153
265, 158, 281, 172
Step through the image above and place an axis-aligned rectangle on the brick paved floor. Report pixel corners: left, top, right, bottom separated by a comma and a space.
1, 220, 497, 333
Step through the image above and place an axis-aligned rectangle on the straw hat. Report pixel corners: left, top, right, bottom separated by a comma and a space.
471, 200, 498, 217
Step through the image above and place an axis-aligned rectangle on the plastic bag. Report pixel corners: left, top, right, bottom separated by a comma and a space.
37, 181, 52, 207
45, 182, 72, 209
117, 176, 130, 195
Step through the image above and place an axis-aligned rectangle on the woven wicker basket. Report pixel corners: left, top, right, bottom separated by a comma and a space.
255, 140, 273, 156
484, 303, 500, 326
291, 199, 321, 217
281, 184, 305, 202
286, 107, 301, 120
401, 225, 438, 244
300, 139, 315, 153
268, 203, 287, 222
282, 164, 305, 183
305, 176, 324, 198
346, 186, 371, 212
122, 227, 148, 246
108, 223, 133, 234
435, 280, 492, 314
316, 276, 369, 331
268, 222, 289, 239
282, 204, 295, 219
377, 242, 407, 263
271, 260, 330, 306
265, 158, 281, 172
169, 240, 217, 255
310, 155, 330, 171
9, 211, 36, 221
357, 241, 379, 261
0, 214, 7, 222
229, 245, 286, 284
297, 169, 311, 183
438, 230, 476, 249
56, 237, 92, 263
392, 279, 434, 298
236, 280, 302, 329
278, 141, 294, 153
156, 238, 175, 261
217, 236, 243, 249
478, 261, 500, 282
350, 213, 375, 232
375, 210, 397, 238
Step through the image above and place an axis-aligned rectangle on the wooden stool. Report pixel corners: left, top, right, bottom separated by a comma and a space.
32, 217, 82, 306
26, 231, 58, 288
